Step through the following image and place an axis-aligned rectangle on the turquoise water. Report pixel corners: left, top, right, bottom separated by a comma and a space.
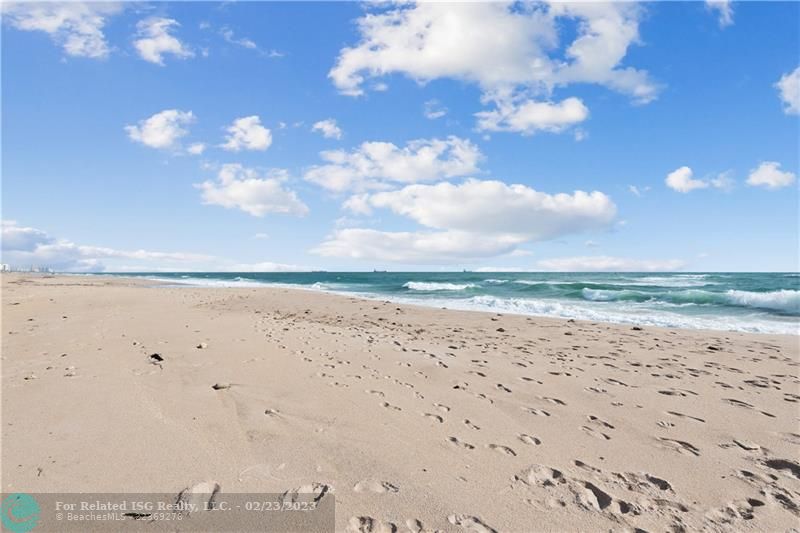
109, 272, 800, 335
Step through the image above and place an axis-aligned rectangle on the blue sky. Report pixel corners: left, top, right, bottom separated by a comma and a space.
2, 1, 798, 272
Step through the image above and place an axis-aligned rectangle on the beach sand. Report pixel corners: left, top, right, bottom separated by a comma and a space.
2, 274, 799, 532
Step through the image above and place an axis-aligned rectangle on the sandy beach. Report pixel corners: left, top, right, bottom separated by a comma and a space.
2, 273, 799, 532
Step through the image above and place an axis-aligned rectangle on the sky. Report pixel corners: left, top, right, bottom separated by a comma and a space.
2, 0, 799, 273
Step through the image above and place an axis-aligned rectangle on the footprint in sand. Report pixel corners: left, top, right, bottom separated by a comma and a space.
463, 419, 480, 430
405, 518, 440, 533
448, 437, 476, 450
722, 398, 775, 418
175, 481, 220, 515
762, 458, 800, 479
666, 411, 705, 423
581, 426, 611, 440
586, 415, 614, 429
281, 482, 331, 504
434, 403, 450, 413
347, 516, 396, 533
495, 383, 512, 393
539, 396, 566, 406
353, 480, 399, 493
381, 402, 401, 411
487, 444, 517, 456
658, 437, 701, 456
366, 390, 385, 397
514, 465, 564, 486
518, 434, 541, 445
423, 413, 444, 423
523, 407, 551, 417
447, 514, 498, 533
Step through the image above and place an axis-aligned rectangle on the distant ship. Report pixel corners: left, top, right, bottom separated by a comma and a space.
373, 269, 388, 273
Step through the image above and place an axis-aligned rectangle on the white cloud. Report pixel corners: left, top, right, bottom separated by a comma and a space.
312, 119, 343, 140
196, 163, 308, 217
1, 220, 52, 251
775, 67, 800, 115
705, 0, 733, 28
424, 99, 447, 120
133, 17, 193, 66
187, 142, 206, 155
746, 161, 797, 190
253, 233, 269, 239
330, 2, 657, 113
476, 96, 588, 135
665, 166, 708, 193
313, 229, 523, 264
125, 109, 195, 151
2, 2, 123, 59
710, 170, 735, 192
221, 116, 272, 152
320, 179, 617, 263
304, 136, 482, 192
665, 167, 735, 193
221, 26, 257, 50
1, 220, 213, 272
628, 184, 651, 197
356, 179, 617, 240
584, 240, 599, 248
537, 255, 685, 272
1, 220, 310, 272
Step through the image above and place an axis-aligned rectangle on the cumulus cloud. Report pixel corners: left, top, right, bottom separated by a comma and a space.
665, 166, 707, 193
775, 67, 800, 115
313, 229, 523, 264
475, 96, 589, 135
319, 179, 617, 263
1, 220, 311, 272
125, 109, 195, 151
133, 17, 193, 65
537, 255, 685, 272
2, 2, 123, 59
424, 99, 447, 120
195, 163, 308, 217
705, 0, 733, 28
221, 116, 272, 152
304, 136, 482, 192
746, 161, 797, 190
665, 166, 733, 194
2, 220, 53, 251
187, 142, 206, 155
312, 119, 343, 140
709, 170, 735, 192
355, 179, 616, 240
329, 1, 657, 130
1, 220, 213, 272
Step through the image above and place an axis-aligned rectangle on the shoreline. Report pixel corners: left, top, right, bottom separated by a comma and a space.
55, 272, 800, 337
3, 274, 799, 532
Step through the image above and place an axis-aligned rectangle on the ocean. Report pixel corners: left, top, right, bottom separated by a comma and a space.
107, 272, 800, 335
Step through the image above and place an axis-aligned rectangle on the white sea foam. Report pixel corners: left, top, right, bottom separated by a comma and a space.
581, 288, 643, 301
394, 295, 799, 335
623, 275, 716, 287
403, 281, 476, 291
725, 289, 800, 314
